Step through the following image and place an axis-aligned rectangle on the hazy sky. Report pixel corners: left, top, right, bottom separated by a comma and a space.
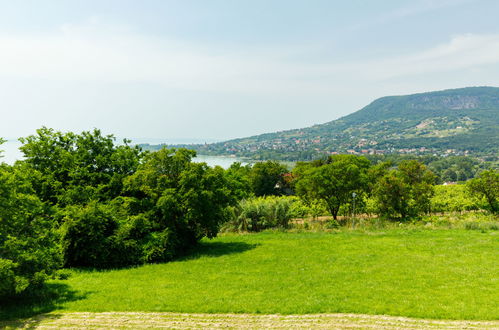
1, 0, 499, 142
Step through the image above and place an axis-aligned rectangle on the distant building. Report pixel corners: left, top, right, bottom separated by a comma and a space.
442, 182, 457, 186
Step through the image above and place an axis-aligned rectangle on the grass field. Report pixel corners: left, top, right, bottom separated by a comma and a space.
1, 229, 498, 323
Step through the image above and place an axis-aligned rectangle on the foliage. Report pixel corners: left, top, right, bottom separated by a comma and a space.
225, 196, 294, 232
121, 148, 234, 263
0, 165, 61, 298
19, 127, 143, 205
431, 185, 480, 213
288, 196, 329, 219
293, 155, 371, 219
373, 160, 436, 219
467, 170, 499, 213
224, 162, 252, 200
14, 129, 237, 269
248, 161, 288, 196
58, 201, 127, 268
427, 156, 481, 183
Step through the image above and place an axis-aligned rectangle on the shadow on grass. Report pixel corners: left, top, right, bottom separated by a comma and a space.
0, 282, 88, 324
180, 241, 259, 261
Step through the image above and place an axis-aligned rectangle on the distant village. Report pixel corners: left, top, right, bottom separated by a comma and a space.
216, 136, 472, 158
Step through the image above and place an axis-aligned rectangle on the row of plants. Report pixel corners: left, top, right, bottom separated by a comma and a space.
221, 187, 498, 233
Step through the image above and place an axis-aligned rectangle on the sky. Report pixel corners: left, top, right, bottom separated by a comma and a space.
1, 0, 499, 142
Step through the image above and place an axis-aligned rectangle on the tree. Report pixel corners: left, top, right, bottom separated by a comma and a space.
14, 128, 146, 268
293, 155, 371, 220
467, 170, 498, 213
19, 127, 143, 205
249, 161, 288, 196
0, 164, 61, 297
374, 160, 436, 219
122, 148, 234, 263
224, 162, 253, 200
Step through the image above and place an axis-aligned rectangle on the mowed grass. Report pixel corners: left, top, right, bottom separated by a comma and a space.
3, 229, 499, 320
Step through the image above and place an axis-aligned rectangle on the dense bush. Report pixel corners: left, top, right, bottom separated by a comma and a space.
289, 197, 329, 219
15, 129, 236, 268
0, 165, 61, 298
59, 202, 123, 268
431, 185, 480, 213
58, 148, 236, 268
121, 148, 234, 263
249, 161, 289, 196
373, 160, 435, 219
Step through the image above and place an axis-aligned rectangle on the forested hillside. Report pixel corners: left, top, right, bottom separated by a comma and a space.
167, 87, 499, 160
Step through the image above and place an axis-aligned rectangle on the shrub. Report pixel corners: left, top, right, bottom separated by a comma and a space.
228, 196, 294, 232
373, 160, 435, 219
121, 148, 234, 263
0, 165, 61, 298
289, 197, 328, 219
431, 184, 480, 213
59, 202, 124, 268
249, 161, 288, 196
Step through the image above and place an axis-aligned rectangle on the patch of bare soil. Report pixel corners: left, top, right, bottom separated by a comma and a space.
3, 312, 498, 329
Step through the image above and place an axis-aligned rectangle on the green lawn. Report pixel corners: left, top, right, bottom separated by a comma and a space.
2, 229, 498, 320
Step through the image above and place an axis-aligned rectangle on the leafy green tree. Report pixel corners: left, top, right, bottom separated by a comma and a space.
122, 148, 234, 262
374, 160, 436, 219
293, 155, 371, 220
467, 170, 498, 213
224, 162, 253, 200
19, 127, 143, 205
428, 156, 480, 183
431, 185, 479, 213
366, 161, 392, 194
249, 161, 288, 196
0, 164, 61, 297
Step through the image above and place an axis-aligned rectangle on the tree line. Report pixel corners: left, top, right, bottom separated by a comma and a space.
1, 128, 497, 300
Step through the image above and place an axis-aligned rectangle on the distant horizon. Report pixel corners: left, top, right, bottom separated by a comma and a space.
3, 85, 498, 145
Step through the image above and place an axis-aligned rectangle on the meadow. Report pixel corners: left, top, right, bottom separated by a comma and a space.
2, 227, 498, 323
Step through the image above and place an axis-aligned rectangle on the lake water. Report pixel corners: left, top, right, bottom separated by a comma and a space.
0, 140, 246, 168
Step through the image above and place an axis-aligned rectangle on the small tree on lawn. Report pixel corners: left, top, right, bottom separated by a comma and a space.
374, 160, 436, 219
293, 155, 370, 220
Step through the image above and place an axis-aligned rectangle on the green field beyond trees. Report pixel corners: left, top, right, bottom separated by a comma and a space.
2, 229, 498, 321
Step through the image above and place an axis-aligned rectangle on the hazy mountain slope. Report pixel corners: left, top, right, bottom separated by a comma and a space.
170, 87, 499, 160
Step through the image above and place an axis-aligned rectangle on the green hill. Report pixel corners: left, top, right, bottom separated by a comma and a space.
168, 87, 499, 160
